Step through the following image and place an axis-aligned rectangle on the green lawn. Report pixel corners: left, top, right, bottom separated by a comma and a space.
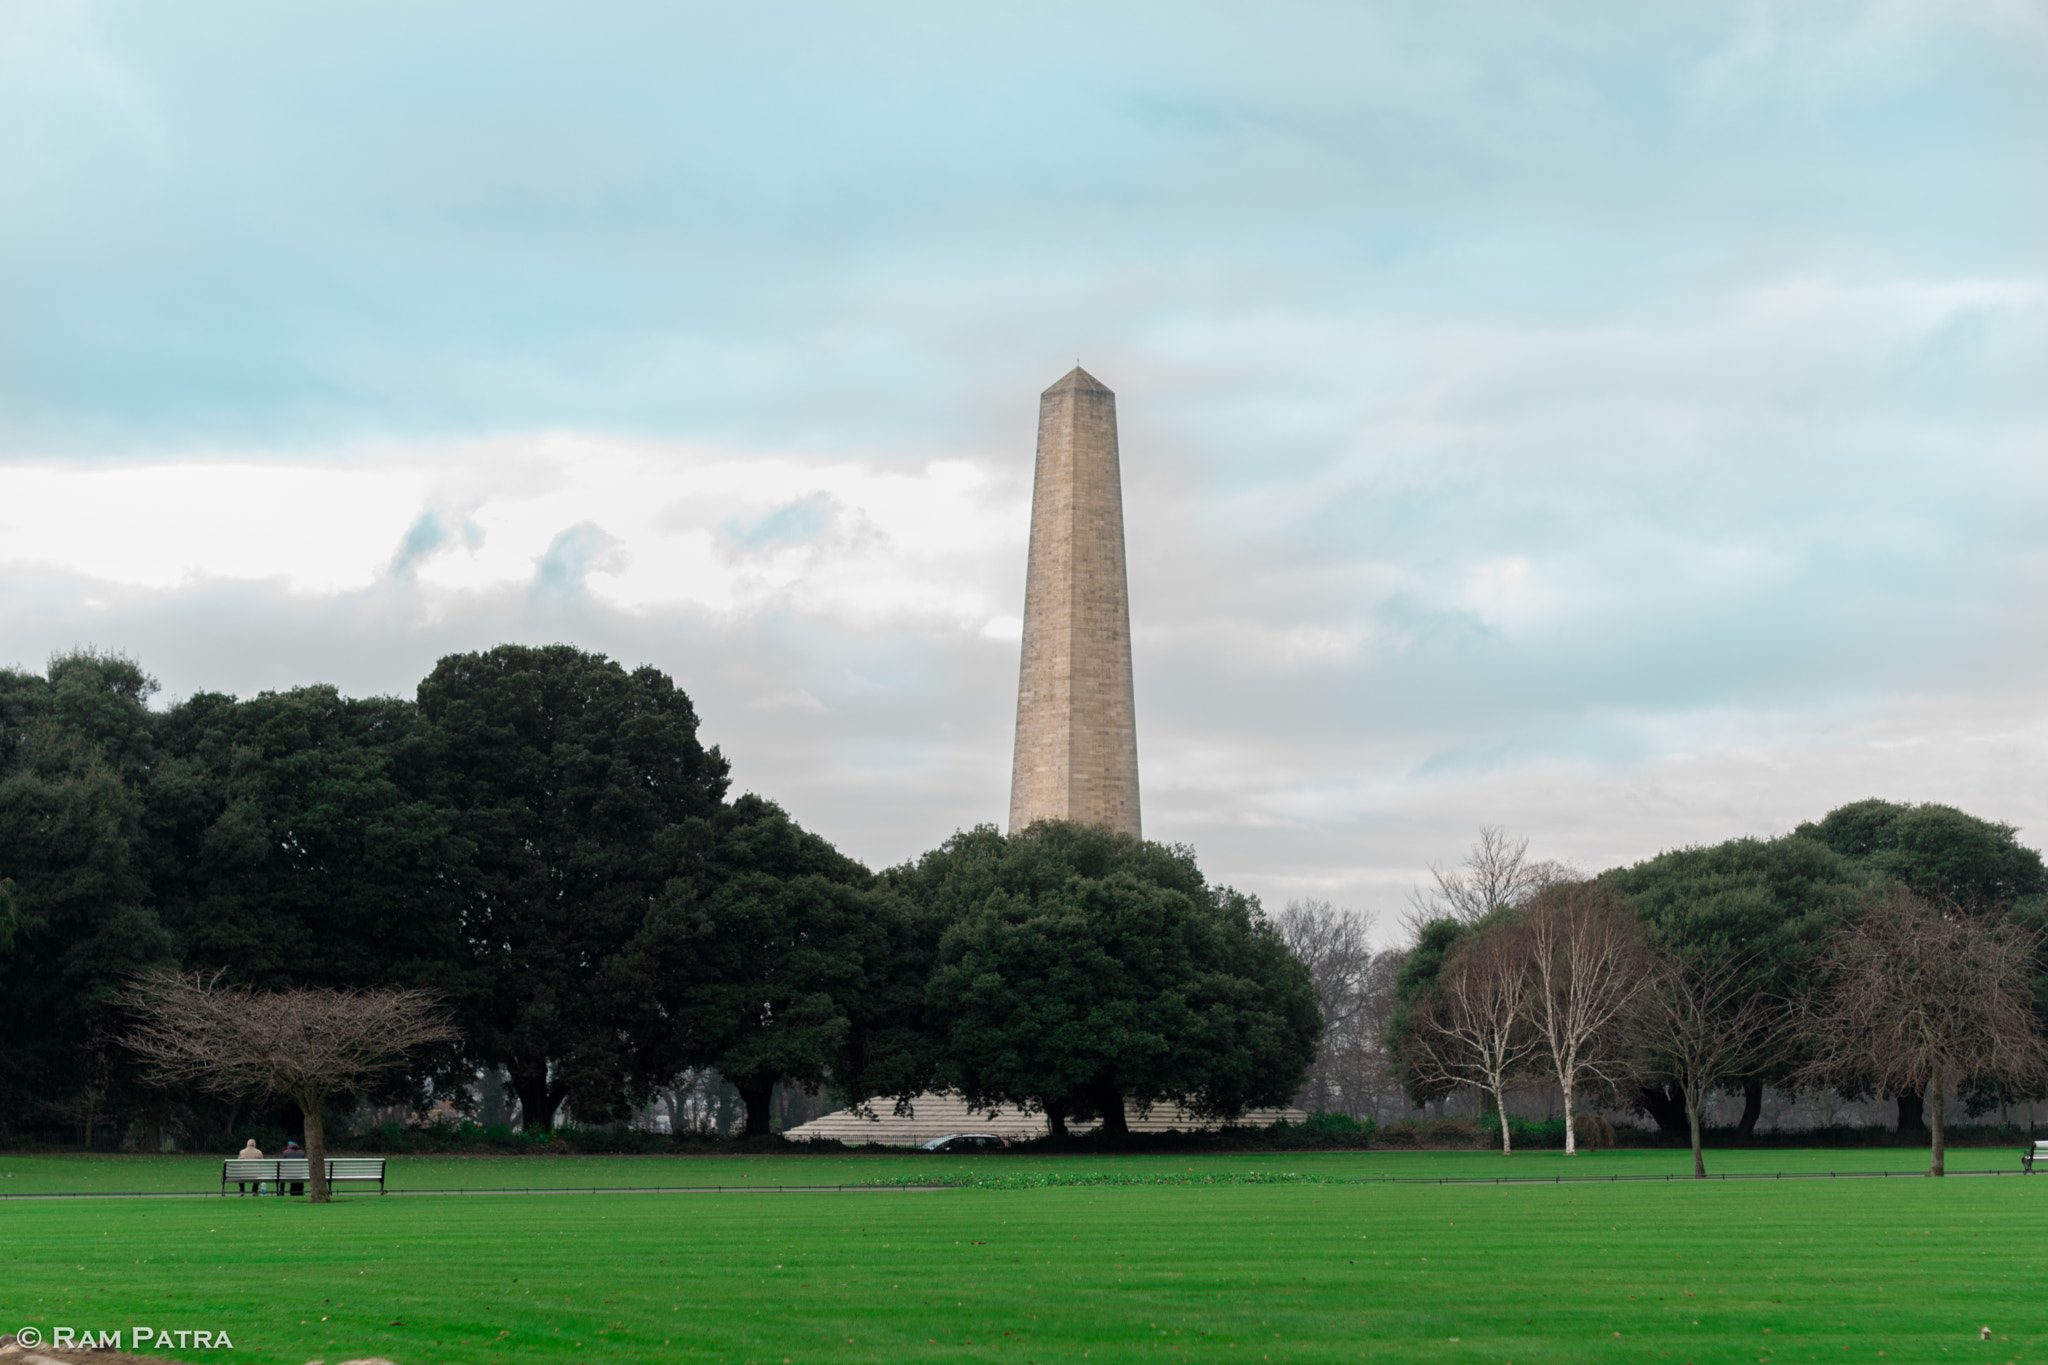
0, 1143, 2029, 1195
3, 1153, 2043, 1363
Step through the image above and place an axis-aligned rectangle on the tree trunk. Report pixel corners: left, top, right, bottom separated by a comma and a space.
1087, 1081, 1129, 1136
1636, 1082, 1691, 1135
303, 1096, 331, 1204
1492, 1080, 1513, 1155
509, 1066, 563, 1134
1896, 1090, 1927, 1134
1736, 1078, 1763, 1138
737, 1081, 775, 1139
1561, 1081, 1577, 1156
1043, 1098, 1070, 1140
1684, 1082, 1706, 1179
1927, 1060, 1945, 1178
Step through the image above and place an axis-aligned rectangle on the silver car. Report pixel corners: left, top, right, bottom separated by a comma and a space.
917, 1133, 1009, 1152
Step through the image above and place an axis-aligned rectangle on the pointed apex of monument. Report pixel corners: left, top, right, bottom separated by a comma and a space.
1043, 365, 1113, 398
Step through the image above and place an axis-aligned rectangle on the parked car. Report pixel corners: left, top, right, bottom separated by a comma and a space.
917, 1133, 1009, 1152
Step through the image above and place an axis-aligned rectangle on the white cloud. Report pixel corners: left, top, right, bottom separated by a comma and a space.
0, 463, 424, 593
0, 436, 1029, 629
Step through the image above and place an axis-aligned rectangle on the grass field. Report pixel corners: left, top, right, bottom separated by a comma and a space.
3, 1151, 2043, 1364
0, 1144, 2025, 1195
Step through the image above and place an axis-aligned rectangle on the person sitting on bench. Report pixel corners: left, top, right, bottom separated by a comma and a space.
280, 1139, 307, 1196
234, 1138, 265, 1194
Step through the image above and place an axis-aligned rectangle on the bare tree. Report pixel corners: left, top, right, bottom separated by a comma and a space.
1797, 888, 2048, 1176
1325, 949, 1408, 1120
1625, 948, 1782, 1178
1275, 900, 1406, 1119
1276, 900, 1379, 1042
1407, 826, 1576, 934
1522, 881, 1650, 1156
41, 1039, 115, 1150
1406, 923, 1543, 1153
125, 971, 459, 1202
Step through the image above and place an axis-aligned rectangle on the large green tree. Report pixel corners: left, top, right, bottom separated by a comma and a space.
1797, 799, 2048, 1128
142, 684, 472, 1121
1798, 800, 2048, 912
920, 822, 1319, 1135
415, 644, 729, 1131
0, 653, 176, 1140
1384, 916, 1471, 1106
621, 796, 908, 1137
149, 685, 467, 993
1602, 834, 1871, 1134
2, 649, 161, 783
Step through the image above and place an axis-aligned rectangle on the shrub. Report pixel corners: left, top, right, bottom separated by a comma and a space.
1520, 1118, 1566, 1149
1572, 1112, 1617, 1150
1424, 1117, 1481, 1147
1255, 1112, 1376, 1149
1299, 1112, 1374, 1137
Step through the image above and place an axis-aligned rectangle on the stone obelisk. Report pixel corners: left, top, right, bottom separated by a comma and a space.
1007, 366, 1141, 839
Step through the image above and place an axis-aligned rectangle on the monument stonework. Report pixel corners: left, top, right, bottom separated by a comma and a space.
1007, 366, 1142, 839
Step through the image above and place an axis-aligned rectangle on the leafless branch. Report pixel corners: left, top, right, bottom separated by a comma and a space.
1795, 887, 2048, 1175
1406, 923, 1544, 1152
1405, 826, 1578, 936
1275, 900, 1378, 1031
1624, 948, 1784, 1176
1522, 880, 1651, 1155
125, 970, 460, 1201
1274, 901, 1406, 1118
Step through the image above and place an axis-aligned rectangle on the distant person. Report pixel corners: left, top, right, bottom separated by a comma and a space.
281, 1139, 306, 1196
235, 1139, 265, 1195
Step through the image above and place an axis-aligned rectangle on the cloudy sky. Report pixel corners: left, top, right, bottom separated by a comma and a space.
3, 1, 2044, 937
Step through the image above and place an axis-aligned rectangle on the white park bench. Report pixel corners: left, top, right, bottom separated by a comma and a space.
2024, 1141, 2048, 1174
221, 1157, 388, 1196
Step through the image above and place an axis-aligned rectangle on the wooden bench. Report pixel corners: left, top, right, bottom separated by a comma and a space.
221, 1158, 388, 1195
2023, 1141, 2048, 1173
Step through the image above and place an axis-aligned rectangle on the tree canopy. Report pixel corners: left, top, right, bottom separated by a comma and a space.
12, 641, 2048, 1158
1601, 833, 1873, 1131
415, 644, 731, 1131
621, 795, 898, 1137
149, 685, 467, 994
0, 655, 176, 1136
1797, 799, 2048, 913
1384, 915, 1473, 1103
921, 822, 1319, 1135
1797, 888, 2047, 1175
1797, 799, 2048, 1124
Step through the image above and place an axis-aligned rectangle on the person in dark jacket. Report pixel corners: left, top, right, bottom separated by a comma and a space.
280, 1140, 306, 1196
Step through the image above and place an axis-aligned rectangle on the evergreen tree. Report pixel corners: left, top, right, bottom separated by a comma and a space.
149, 685, 466, 994
0, 654, 175, 1140
919, 822, 1319, 1135
622, 796, 903, 1137
415, 644, 729, 1130
1603, 834, 1871, 1133
1797, 799, 2048, 1126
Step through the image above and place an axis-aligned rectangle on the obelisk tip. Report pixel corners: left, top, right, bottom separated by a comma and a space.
1042, 365, 1113, 398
